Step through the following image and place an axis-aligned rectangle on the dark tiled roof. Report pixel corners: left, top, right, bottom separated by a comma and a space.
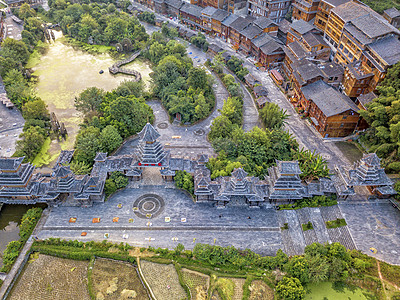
94, 152, 108, 162
253, 85, 269, 96
278, 19, 291, 34
301, 80, 359, 117
319, 61, 344, 78
277, 160, 302, 175
222, 14, 239, 26
332, 1, 388, 24
367, 35, 400, 66
343, 23, 373, 45
165, 0, 183, 9
0, 157, 24, 171
290, 19, 314, 35
302, 32, 328, 47
322, 0, 352, 7
232, 168, 247, 180
259, 40, 284, 55
287, 40, 307, 59
384, 7, 400, 18
230, 16, 252, 32
208, 43, 223, 53
357, 92, 377, 108
139, 123, 160, 142
240, 24, 262, 39
350, 14, 399, 39
211, 9, 230, 22
292, 59, 325, 85
251, 32, 273, 48
253, 17, 277, 30
53, 166, 72, 178
180, 2, 203, 17
201, 6, 217, 16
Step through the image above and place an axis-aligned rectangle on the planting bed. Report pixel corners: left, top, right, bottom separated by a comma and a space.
181, 268, 209, 300
91, 258, 149, 300
248, 280, 274, 300
140, 260, 187, 300
9, 254, 90, 300
230, 278, 246, 300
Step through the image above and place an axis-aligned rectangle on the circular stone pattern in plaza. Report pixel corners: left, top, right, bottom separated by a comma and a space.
194, 129, 205, 136
157, 122, 168, 129
133, 194, 165, 219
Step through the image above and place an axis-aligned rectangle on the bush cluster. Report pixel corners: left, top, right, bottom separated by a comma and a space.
104, 171, 129, 197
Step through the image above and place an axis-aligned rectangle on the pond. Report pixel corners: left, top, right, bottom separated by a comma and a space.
31, 31, 152, 167
305, 281, 375, 300
0, 204, 44, 269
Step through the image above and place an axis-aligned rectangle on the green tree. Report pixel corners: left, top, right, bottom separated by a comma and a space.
209, 115, 234, 141
174, 171, 194, 195
104, 96, 154, 138
22, 99, 50, 121
19, 3, 36, 20
104, 179, 117, 197
16, 126, 46, 161
69, 160, 92, 175
114, 80, 144, 98
74, 126, 102, 164
284, 256, 310, 284
100, 125, 123, 154
294, 149, 330, 181
276, 277, 305, 300
187, 67, 207, 90
259, 102, 288, 130
75, 87, 104, 115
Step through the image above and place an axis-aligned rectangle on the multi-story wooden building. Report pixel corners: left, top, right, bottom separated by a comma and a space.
341, 36, 400, 98
211, 9, 230, 36
383, 7, 400, 28
228, 16, 253, 46
221, 14, 239, 40
253, 16, 278, 34
300, 80, 360, 137
165, 0, 184, 17
247, 0, 291, 23
258, 38, 285, 67
314, 0, 352, 31
239, 24, 263, 53
201, 6, 217, 33
292, 0, 320, 22
180, 3, 204, 30
191, 0, 225, 9
286, 19, 319, 44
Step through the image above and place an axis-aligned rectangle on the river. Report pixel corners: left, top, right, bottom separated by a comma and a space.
31, 31, 152, 167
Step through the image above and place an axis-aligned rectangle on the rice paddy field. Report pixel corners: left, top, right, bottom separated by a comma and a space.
8, 254, 90, 300
248, 280, 274, 300
140, 260, 187, 300
181, 268, 210, 300
91, 258, 149, 300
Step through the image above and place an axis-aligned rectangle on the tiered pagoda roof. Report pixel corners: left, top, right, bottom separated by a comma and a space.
348, 153, 393, 187
136, 123, 168, 167
268, 160, 305, 200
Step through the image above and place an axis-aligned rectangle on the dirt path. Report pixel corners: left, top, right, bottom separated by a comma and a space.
377, 260, 389, 300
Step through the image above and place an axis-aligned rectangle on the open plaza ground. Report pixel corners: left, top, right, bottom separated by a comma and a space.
37, 183, 400, 264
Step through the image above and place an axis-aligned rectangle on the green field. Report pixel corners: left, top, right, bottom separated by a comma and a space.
305, 282, 374, 300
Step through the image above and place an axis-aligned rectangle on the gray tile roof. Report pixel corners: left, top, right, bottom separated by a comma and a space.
139, 123, 161, 142
301, 80, 359, 117
357, 92, 377, 108
251, 32, 273, 48
292, 59, 325, 84
278, 19, 291, 34
222, 14, 239, 27
201, 6, 217, 16
322, 0, 352, 7
290, 19, 314, 35
165, 0, 183, 9
287, 40, 307, 59
343, 23, 373, 45
240, 24, 262, 39
180, 2, 203, 17
350, 14, 399, 39
384, 7, 400, 18
0, 157, 24, 171
367, 35, 400, 66
319, 61, 344, 78
211, 9, 230, 22
230, 16, 252, 32
259, 39, 284, 55
302, 32, 328, 47
253, 17, 277, 30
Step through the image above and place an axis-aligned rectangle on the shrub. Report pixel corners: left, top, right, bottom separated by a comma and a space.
325, 218, 347, 229
174, 170, 194, 195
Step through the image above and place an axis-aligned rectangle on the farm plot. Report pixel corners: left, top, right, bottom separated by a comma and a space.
91, 258, 149, 300
230, 278, 245, 300
181, 268, 209, 300
9, 254, 90, 300
140, 260, 187, 300
248, 280, 274, 300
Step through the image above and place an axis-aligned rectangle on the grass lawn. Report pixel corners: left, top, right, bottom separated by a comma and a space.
326, 218, 347, 229
334, 141, 364, 164
305, 281, 374, 300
